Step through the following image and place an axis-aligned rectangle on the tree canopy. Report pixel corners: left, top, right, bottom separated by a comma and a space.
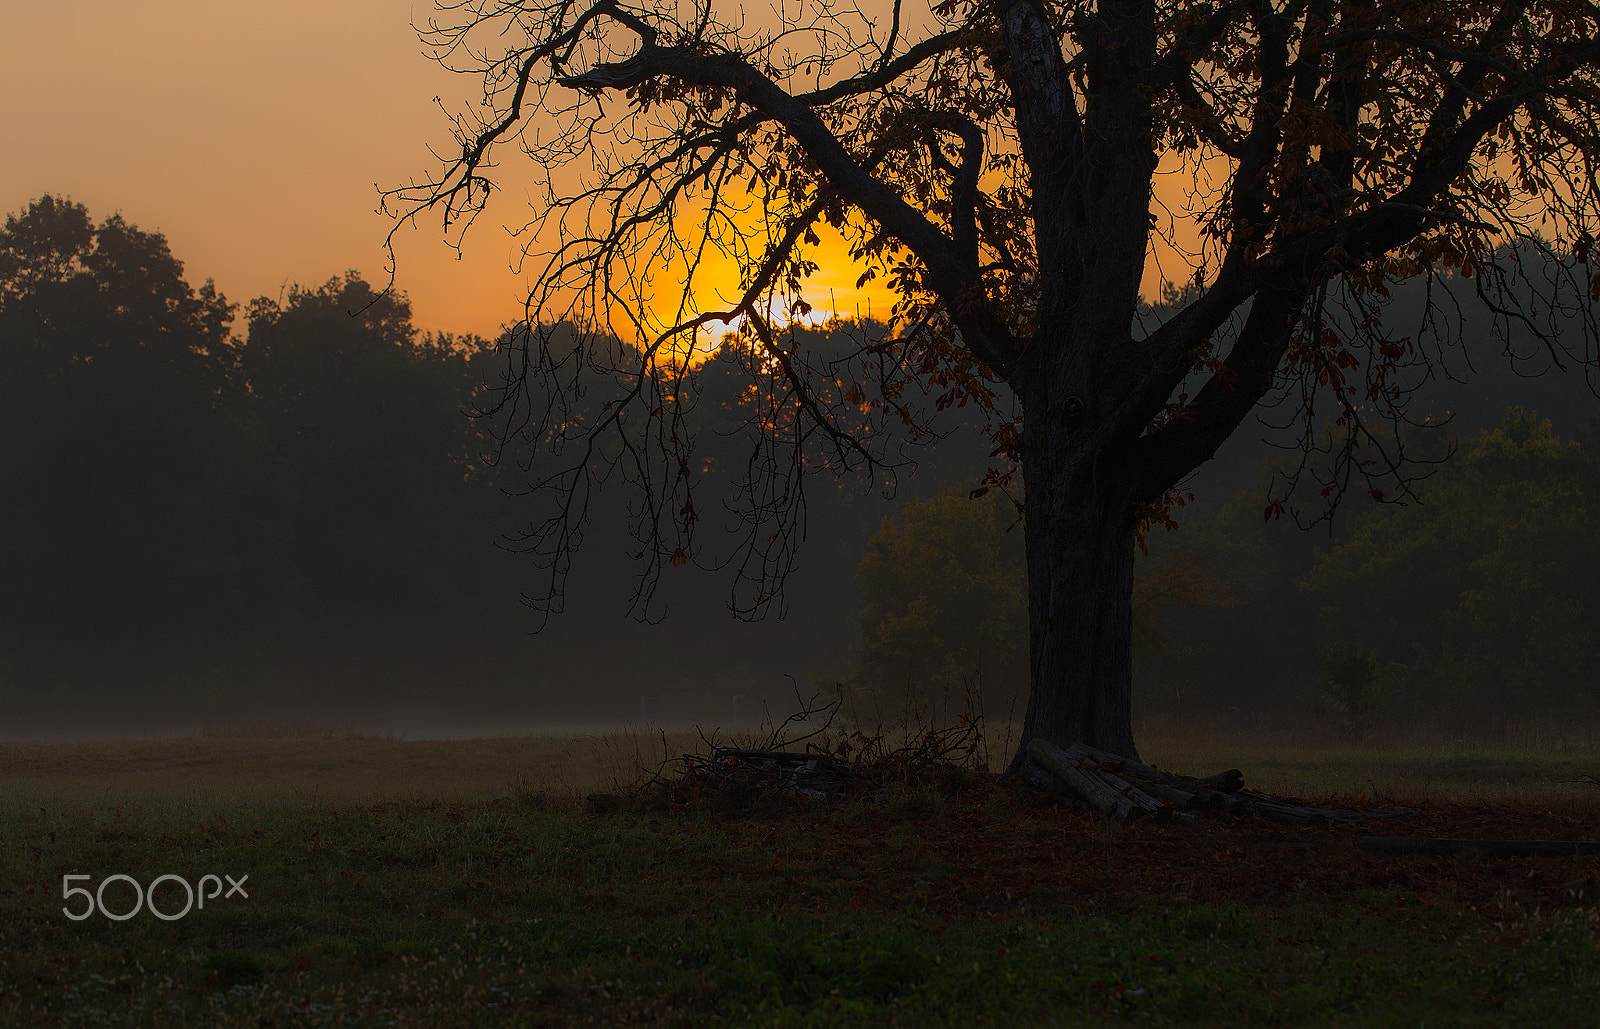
0, 196, 274, 675
857, 488, 1030, 720
389, 0, 1600, 762
1306, 408, 1600, 725
0, 197, 518, 723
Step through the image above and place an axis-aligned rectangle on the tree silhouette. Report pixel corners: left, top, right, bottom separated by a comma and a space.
1306, 408, 1600, 725
388, 0, 1600, 762
0, 196, 283, 682
243, 274, 500, 618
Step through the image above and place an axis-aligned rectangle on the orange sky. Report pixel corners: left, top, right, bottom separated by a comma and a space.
3, 1, 535, 338
3, 1, 1198, 342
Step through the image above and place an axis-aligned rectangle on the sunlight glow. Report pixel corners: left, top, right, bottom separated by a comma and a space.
714, 296, 841, 340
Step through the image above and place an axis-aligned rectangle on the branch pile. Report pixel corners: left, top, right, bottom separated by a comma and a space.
676, 747, 863, 801
637, 688, 991, 809
1025, 739, 1373, 826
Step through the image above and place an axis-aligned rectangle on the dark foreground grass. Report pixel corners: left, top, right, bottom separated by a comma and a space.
3, 739, 1600, 1026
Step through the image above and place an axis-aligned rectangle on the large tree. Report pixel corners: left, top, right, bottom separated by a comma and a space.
388, 0, 1600, 762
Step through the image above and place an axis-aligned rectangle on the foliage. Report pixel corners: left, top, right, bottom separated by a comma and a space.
1305, 408, 1600, 728
858, 486, 1234, 724
1131, 483, 1332, 727
856, 488, 1028, 719
6, 187, 1599, 741
849, 402, 1600, 737
1118, 404, 1600, 736
1318, 643, 1405, 742
0, 195, 968, 726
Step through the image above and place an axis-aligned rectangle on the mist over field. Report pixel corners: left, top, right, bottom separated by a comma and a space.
3, 197, 1600, 743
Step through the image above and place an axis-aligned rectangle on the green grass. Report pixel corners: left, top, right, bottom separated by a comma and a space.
2, 729, 1599, 1026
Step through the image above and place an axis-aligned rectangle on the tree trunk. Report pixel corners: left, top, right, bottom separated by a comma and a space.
1012, 395, 1141, 766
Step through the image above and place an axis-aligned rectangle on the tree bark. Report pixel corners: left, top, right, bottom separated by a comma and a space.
1013, 381, 1141, 765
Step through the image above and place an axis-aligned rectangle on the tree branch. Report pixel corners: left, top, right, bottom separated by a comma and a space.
559, 34, 971, 298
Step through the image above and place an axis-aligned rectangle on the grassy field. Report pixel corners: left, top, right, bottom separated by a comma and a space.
3, 727, 1600, 1026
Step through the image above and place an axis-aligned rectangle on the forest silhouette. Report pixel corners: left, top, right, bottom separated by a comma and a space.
2, 195, 1597, 738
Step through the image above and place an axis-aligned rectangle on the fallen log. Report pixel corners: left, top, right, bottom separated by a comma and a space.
1134, 781, 1206, 811
1028, 740, 1168, 822
1361, 837, 1600, 857
1200, 768, 1245, 792
1100, 770, 1173, 823
1061, 754, 1204, 815
1191, 785, 1245, 813
1065, 744, 1245, 813
1068, 745, 1241, 800
1025, 739, 1399, 827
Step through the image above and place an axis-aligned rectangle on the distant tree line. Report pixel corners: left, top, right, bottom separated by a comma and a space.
0, 197, 527, 724
0, 196, 970, 729
4, 194, 1596, 737
1306, 409, 1600, 735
